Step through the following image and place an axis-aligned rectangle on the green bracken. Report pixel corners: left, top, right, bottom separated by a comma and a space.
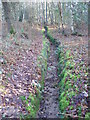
59, 97, 70, 112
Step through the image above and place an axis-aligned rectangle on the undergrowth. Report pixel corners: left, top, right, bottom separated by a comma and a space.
57, 47, 88, 118
37, 35, 50, 90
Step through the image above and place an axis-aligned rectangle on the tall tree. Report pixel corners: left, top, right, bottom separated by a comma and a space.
58, 2, 64, 33
2, 2, 12, 32
42, 2, 45, 25
51, 2, 54, 25
46, 1, 48, 24
70, 2, 75, 33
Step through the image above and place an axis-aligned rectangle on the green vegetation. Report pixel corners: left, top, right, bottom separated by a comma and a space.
59, 97, 70, 112
20, 93, 41, 118
47, 32, 55, 44
57, 46, 88, 117
37, 36, 50, 90
57, 48, 77, 113
10, 26, 16, 35
44, 26, 60, 46
85, 112, 90, 119
70, 106, 74, 110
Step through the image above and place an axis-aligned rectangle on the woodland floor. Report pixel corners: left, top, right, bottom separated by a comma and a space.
0, 27, 43, 118
0, 24, 88, 118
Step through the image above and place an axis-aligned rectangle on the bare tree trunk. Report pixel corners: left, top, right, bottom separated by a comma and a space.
2, 2, 12, 32
22, 3, 25, 22
55, 12, 57, 24
11, 2, 17, 21
48, 2, 51, 25
58, 14, 60, 33
51, 2, 53, 25
70, 3, 75, 33
46, 1, 48, 24
58, 2, 64, 33
42, 2, 45, 25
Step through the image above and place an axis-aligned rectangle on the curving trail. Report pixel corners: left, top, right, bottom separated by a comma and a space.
37, 42, 60, 118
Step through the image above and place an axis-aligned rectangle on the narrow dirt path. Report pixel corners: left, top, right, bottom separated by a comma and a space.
37, 43, 59, 118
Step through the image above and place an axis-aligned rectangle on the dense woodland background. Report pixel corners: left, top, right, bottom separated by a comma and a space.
1, 2, 88, 36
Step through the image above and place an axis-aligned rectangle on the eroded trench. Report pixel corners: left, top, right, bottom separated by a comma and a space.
37, 35, 60, 118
